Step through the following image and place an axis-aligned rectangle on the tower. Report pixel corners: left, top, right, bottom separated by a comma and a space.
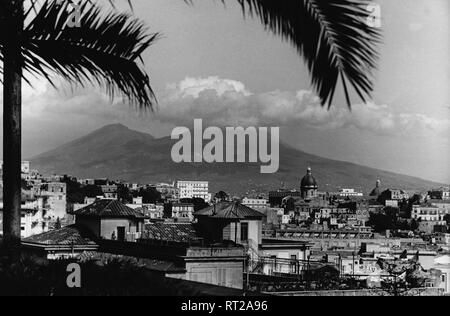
300, 167, 318, 200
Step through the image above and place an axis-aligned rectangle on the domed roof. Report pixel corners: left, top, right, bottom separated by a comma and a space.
369, 180, 381, 196
301, 167, 318, 189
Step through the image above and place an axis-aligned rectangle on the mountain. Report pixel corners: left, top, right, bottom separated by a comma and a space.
29, 124, 444, 195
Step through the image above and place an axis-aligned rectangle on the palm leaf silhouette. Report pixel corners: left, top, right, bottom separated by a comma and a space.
235, 0, 381, 108
21, 1, 158, 108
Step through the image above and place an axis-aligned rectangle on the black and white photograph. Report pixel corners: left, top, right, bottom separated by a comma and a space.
0, 0, 449, 301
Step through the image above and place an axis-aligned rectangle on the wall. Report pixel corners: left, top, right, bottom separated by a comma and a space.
272, 288, 444, 296
100, 218, 140, 240
241, 219, 262, 245
76, 217, 101, 238
185, 261, 243, 289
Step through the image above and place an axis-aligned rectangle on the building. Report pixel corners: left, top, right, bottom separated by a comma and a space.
171, 203, 195, 222
155, 182, 179, 199
257, 239, 312, 275
70, 199, 145, 242
0, 208, 49, 238
127, 201, 164, 220
380, 189, 409, 202
433, 254, 450, 294
176, 181, 211, 202
300, 167, 318, 200
22, 224, 99, 259
269, 189, 301, 207
435, 233, 450, 245
23, 218, 246, 290
412, 205, 449, 222
101, 184, 118, 199
242, 197, 270, 209
0, 160, 30, 174
338, 189, 363, 198
429, 188, 450, 201
195, 202, 265, 253
31, 182, 67, 220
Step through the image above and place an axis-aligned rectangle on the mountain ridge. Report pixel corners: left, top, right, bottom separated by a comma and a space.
29, 124, 445, 195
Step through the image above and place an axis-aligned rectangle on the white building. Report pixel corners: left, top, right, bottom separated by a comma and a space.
172, 203, 195, 222
338, 188, 363, 197
412, 205, 450, 222
0, 208, 48, 238
176, 181, 211, 202
434, 255, 450, 295
32, 182, 67, 220
126, 199, 164, 220
242, 197, 270, 209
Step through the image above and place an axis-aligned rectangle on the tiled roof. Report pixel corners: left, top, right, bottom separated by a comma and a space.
72, 199, 144, 219
23, 225, 97, 246
195, 202, 264, 219
143, 223, 200, 243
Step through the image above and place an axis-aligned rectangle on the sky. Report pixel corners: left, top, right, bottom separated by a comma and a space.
1, 0, 449, 183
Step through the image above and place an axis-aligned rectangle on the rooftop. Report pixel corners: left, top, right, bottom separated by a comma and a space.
195, 201, 264, 220
71, 199, 145, 219
143, 223, 200, 243
23, 224, 97, 246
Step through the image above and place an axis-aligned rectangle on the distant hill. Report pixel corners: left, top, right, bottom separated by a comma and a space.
29, 124, 444, 196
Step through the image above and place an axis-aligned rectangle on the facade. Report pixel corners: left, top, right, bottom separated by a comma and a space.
338, 189, 363, 198
127, 202, 164, 220
242, 197, 270, 209
101, 184, 118, 199
429, 188, 450, 201
155, 182, 179, 199
258, 239, 312, 275
0, 208, 49, 238
31, 182, 67, 220
195, 202, 264, 254
172, 203, 195, 222
71, 199, 145, 242
412, 205, 450, 222
22, 225, 99, 259
176, 181, 211, 202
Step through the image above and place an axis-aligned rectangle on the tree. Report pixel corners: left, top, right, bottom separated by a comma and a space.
84, 185, 103, 199
1, 0, 380, 249
214, 191, 230, 202
0, 0, 157, 250
180, 197, 209, 212
134, 187, 161, 204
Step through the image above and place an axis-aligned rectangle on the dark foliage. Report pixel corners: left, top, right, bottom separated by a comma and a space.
133, 187, 161, 204
0, 253, 206, 296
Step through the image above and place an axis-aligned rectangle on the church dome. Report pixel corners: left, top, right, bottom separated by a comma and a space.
369, 180, 381, 197
301, 167, 318, 189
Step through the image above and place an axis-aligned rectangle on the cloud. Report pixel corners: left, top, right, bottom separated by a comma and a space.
155, 76, 450, 137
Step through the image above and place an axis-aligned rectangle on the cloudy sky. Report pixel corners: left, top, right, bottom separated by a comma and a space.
1, 0, 449, 183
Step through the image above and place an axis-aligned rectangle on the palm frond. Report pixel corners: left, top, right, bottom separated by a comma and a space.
21, 0, 158, 108
235, 0, 381, 109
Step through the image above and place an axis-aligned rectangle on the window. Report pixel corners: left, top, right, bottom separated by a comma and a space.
240, 222, 249, 242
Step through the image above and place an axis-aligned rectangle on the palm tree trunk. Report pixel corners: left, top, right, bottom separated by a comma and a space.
1, 0, 23, 252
